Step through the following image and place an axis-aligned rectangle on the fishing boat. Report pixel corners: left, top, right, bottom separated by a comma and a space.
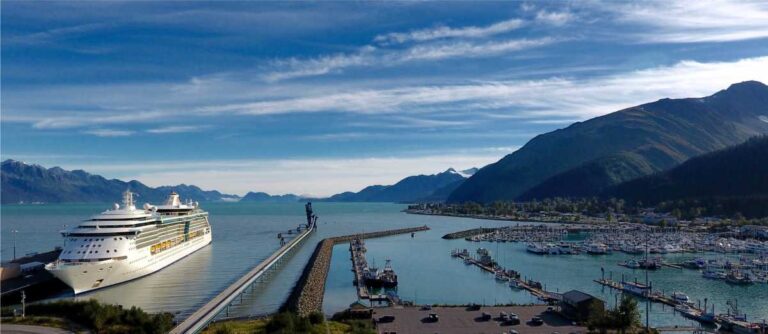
725, 271, 754, 285
621, 280, 651, 297
526, 243, 548, 255
586, 243, 609, 255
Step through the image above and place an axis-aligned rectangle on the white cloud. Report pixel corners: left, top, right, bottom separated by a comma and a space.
82, 128, 134, 137
608, 0, 768, 43
32, 110, 170, 129
263, 46, 377, 82
374, 19, 524, 45
535, 10, 573, 26
146, 125, 205, 134
204, 56, 768, 120
70, 153, 507, 197
263, 37, 553, 81
9, 57, 768, 133
401, 38, 554, 61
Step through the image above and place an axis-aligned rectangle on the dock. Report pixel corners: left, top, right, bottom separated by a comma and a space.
170, 203, 319, 334
1, 249, 67, 301
452, 250, 556, 302
593, 278, 729, 327
349, 239, 370, 299
282, 225, 430, 316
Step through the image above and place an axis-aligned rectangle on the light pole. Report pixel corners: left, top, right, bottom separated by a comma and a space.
12, 229, 19, 260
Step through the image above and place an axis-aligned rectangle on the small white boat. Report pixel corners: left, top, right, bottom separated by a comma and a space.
671, 291, 690, 304
509, 280, 523, 289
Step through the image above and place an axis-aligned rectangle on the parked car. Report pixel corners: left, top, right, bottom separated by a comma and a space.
505, 314, 521, 325
530, 316, 544, 326
480, 312, 492, 321
379, 315, 395, 323
427, 313, 439, 322
421, 305, 432, 311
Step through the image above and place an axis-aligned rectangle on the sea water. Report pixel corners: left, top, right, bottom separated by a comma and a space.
2, 202, 766, 326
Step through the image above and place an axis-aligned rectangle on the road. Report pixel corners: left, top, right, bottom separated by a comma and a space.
0, 324, 75, 334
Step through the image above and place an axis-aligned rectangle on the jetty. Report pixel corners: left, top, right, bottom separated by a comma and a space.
451, 249, 557, 302
442, 227, 498, 239
282, 225, 430, 316
170, 203, 319, 334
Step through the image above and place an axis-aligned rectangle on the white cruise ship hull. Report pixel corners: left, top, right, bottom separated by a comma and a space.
47, 233, 211, 294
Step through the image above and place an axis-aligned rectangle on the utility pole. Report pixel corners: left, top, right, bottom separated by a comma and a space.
21, 290, 26, 319
645, 227, 650, 332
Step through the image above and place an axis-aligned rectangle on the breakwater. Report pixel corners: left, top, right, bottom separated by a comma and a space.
442, 227, 499, 239
282, 225, 430, 316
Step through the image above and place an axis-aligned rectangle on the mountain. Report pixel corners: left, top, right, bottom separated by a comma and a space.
449, 81, 768, 203
324, 168, 474, 202
606, 136, 768, 205
1, 159, 239, 204
240, 191, 300, 202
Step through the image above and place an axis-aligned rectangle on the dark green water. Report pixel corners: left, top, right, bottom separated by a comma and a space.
2, 202, 766, 326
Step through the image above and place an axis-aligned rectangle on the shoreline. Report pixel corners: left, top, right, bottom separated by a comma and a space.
404, 209, 596, 226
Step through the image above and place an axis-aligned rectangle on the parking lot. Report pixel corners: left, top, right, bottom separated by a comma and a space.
373, 305, 586, 334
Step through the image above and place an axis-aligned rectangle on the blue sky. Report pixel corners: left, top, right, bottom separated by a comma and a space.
3, 1, 768, 196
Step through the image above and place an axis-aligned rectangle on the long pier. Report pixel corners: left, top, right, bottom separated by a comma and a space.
282, 225, 430, 316
170, 203, 319, 334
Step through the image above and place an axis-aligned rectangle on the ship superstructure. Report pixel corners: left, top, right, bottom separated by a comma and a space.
45, 191, 212, 294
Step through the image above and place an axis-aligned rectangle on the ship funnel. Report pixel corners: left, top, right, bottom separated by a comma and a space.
122, 190, 136, 209
165, 191, 181, 207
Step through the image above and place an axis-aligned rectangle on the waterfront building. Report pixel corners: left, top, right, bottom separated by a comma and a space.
560, 290, 604, 321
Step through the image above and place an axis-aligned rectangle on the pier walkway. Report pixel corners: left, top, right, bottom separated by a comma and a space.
170, 204, 318, 334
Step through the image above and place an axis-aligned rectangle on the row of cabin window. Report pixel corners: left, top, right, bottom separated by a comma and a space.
69, 237, 125, 242
65, 249, 118, 255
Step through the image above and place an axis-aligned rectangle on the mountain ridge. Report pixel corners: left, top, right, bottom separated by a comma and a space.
449, 81, 768, 203
323, 167, 477, 203
1, 159, 240, 204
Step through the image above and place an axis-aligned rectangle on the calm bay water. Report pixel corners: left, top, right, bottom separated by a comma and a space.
2, 202, 766, 326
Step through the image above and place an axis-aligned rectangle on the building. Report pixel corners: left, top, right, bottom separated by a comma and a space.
346, 301, 373, 319
560, 290, 604, 322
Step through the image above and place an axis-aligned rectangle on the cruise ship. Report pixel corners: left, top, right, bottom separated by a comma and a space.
45, 191, 212, 294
